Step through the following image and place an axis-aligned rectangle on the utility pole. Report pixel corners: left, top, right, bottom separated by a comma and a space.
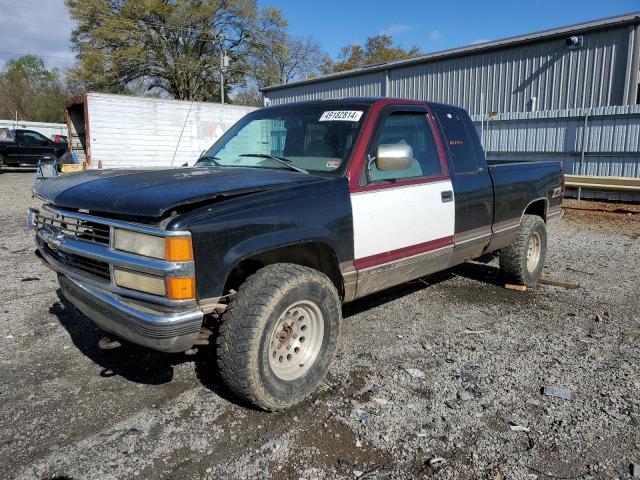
220, 53, 224, 105
220, 50, 229, 104
214, 32, 230, 104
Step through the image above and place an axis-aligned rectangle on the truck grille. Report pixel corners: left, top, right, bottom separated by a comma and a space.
41, 242, 111, 280
34, 208, 110, 245
32, 204, 194, 307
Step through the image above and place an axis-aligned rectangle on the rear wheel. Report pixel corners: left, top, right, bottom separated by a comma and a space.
217, 263, 341, 411
499, 214, 547, 285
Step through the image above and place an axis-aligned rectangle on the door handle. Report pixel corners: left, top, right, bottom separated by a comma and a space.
441, 190, 453, 202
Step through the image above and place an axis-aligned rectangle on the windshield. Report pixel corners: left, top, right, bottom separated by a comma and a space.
197, 104, 369, 174
0, 128, 14, 142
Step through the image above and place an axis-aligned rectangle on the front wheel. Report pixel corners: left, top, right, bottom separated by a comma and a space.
499, 214, 547, 285
216, 263, 341, 411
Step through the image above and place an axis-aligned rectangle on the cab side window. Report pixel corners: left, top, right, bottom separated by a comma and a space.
369, 112, 441, 181
20, 131, 49, 146
434, 109, 478, 174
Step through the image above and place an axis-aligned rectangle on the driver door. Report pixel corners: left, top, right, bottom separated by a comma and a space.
350, 106, 456, 298
18, 130, 53, 165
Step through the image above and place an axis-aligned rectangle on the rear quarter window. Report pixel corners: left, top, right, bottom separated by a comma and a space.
435, 109, 478, 174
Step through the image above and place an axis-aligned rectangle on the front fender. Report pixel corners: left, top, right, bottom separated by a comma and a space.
224, 228, 338, 268
171, 177, 354, 300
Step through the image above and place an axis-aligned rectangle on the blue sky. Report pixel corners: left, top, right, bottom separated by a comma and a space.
262, 0, 640, 57
0, 0, 638, 70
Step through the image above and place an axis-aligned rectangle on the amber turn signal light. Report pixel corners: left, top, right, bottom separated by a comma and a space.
166, 277, 196, 300
165, 237, 194, 262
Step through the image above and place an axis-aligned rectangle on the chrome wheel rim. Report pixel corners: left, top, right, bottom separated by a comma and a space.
526, 231, 542, 273
268, 300, 324, 381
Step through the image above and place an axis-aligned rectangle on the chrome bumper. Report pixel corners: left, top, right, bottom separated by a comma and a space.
30, 205, 203, 353
58, 274, 202, 352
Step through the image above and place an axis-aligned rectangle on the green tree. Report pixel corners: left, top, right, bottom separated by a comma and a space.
66, 0, 288, 102
0, 55, 67, 122
325, 34, 420, 73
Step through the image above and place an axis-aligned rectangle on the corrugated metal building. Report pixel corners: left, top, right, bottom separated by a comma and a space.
261, 13, 640, 199
473, 105, 640, 177
262, 13, 640, 115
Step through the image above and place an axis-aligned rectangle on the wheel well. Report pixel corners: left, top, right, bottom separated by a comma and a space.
224, 243, 343, 298
523, 199, 547, 222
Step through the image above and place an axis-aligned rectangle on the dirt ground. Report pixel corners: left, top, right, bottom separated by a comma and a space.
1, 171, 639, 480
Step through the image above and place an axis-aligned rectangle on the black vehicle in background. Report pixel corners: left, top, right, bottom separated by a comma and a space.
0, 129, 67, 169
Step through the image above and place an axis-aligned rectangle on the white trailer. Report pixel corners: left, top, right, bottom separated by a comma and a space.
65, 93, 255, 168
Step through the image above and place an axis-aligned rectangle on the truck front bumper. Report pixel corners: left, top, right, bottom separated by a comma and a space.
30, 205, 204, 353
58, 274, 202, 353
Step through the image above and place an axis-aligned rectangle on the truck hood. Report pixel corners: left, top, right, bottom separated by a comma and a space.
34, 167, 324, 217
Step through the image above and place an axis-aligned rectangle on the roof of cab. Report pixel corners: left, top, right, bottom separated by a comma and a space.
261, 97, 466, 113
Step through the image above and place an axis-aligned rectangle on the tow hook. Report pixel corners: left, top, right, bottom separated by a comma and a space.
193, 326, 213, 346
98, 336, 122, 350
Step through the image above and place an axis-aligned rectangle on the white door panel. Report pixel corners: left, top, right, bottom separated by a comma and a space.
351, 180, 455, 260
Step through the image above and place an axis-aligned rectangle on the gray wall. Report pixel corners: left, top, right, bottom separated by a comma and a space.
264, 72, 385, 106
472, 104, 640, 200
265, 24, 639, 115
472, 104, 640, 178
389, 26, 631, 115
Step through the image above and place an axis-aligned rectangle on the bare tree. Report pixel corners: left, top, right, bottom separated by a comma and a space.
280, 36, 329, 84
236, 34, 328, 105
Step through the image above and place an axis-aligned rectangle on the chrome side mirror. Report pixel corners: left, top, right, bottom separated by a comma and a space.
375, 144, 413, 171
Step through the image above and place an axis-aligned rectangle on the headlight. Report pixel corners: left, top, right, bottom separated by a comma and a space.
113, 269, 195, 300
113, 269, 166, 296
113, 229, 193, 261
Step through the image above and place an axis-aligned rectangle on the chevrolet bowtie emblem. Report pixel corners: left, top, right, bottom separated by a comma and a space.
45, 233, 64, 251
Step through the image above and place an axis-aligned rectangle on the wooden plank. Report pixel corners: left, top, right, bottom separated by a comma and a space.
538, 275, 580, 289
505, 283, 527, 291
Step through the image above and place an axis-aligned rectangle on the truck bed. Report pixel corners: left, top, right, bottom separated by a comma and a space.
488, 159, 563, 228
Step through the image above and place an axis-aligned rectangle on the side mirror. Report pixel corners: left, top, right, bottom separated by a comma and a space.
375, 143, 413, 171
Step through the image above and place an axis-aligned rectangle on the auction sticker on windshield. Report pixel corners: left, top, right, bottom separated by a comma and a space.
319, 111, 363, 122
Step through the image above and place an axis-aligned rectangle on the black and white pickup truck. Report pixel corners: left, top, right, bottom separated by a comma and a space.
30, 98, 563, 410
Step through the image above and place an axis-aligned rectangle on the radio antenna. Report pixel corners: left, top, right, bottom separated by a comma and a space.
171, 100, 194, 166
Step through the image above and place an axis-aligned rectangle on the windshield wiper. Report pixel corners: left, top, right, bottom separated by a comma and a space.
239, 153, 308, 174
196, 155, 222, 166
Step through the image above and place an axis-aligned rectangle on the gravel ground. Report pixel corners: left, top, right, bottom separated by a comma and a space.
1, 171, 639, 480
